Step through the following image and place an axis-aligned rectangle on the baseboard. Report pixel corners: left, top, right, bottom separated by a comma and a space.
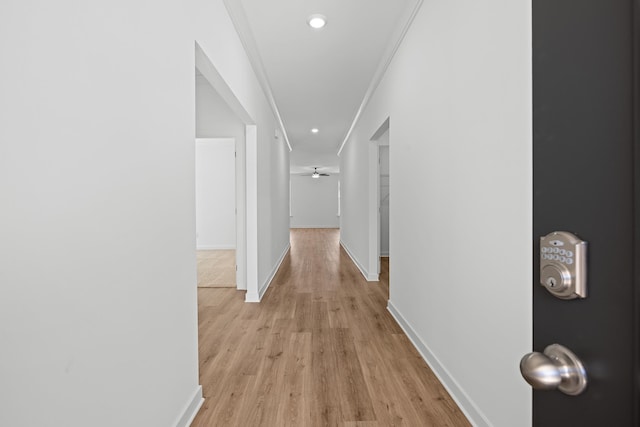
387, 301, 492, 427
245, 291, 260, 302
381, 252, 389, 257
174, 385, 204, 427
245, 243, 290, 303
340, 240, 378, 281
196, 245, 235, 250
259, 243, 290, 299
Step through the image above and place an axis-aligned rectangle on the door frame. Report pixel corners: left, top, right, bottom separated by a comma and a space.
195, 43, 259, 298
368, 117, 390, 281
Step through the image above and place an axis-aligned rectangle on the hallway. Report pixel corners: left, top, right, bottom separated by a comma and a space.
192, 229, 469, 426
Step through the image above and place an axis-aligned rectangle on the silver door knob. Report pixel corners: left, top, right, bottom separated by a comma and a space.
520, 343, 587, 396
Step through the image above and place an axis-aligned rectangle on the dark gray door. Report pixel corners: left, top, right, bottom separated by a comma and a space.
532, 0, 638, 425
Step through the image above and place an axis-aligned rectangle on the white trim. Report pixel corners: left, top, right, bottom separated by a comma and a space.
387, 301, 492, 427
245, 125, 259, 300
337, 0, 424, 156
235, 128, 247, 291
245, 243, 290, 303
174, 385, 204, 427
196, 245, 236, 250
340, 240, 379, 282
368, 140, 381, 279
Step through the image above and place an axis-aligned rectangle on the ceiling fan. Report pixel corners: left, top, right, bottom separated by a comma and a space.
303, 167, 330, 179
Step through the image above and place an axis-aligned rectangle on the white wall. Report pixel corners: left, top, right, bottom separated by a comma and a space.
290, 175, 340, 228
253, 107, 291, 301
339, 139, 371, 276
195, 138, 236, 250
0, 1, 290, 426
339, 1, 532, 426
196, 75, 246, 141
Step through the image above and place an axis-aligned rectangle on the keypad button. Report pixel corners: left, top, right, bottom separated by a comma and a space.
566, 258, 574, 265
566, 250, 573, 257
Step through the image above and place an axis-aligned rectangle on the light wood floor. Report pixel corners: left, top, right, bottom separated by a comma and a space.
192, 229, 470, 427
197, 250, 236, 288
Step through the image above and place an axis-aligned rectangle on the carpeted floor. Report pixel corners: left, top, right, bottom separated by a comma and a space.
197, 250, 236, 288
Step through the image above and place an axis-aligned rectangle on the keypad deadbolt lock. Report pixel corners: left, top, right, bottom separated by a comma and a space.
540, 231, 587, 299
519, 232, 589, 396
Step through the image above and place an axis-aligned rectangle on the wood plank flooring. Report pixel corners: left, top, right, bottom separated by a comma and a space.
192, 229, 470, 427
197, 250, 236, 288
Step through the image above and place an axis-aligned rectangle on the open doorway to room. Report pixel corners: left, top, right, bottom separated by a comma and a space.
194, 42, 260, 302
369, 118, 390, 282
194, 48, 250, 291
195, 137, 237, 288
195, 70, 244, 289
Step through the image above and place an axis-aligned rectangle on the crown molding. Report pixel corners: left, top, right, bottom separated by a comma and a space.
223, 0, 293, 152
337, 0, 424, 156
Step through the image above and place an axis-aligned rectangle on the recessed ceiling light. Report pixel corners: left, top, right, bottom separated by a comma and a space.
311, 128, 319, 134
308, 14, 326, 29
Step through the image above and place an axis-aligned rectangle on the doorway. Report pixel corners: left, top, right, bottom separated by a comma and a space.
195, 43, 262, 300
369, 117, 390, 281
195, 137, 236, 288
195, 68, 245, 290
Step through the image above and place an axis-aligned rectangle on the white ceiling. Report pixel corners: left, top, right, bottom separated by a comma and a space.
225, 0, 420, 175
